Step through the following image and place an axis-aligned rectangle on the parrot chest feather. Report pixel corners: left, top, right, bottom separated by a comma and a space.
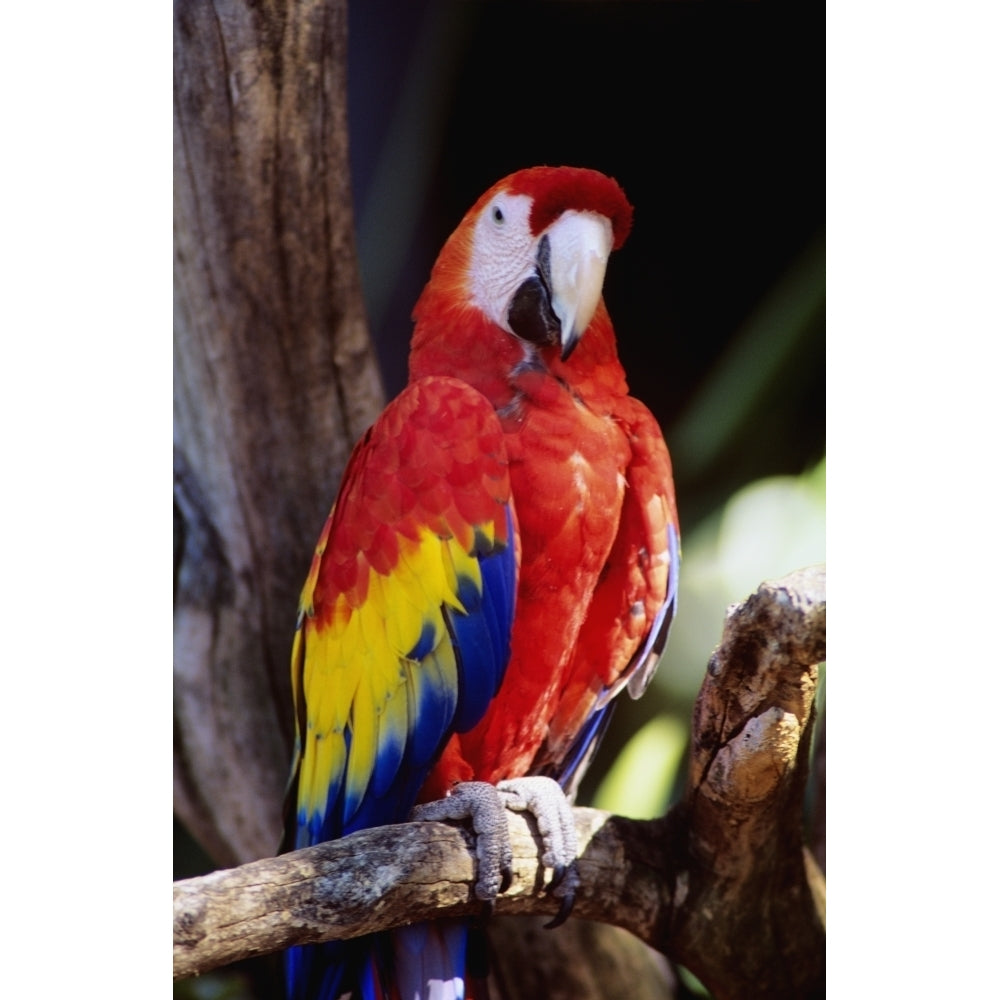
446, 377, 633, 784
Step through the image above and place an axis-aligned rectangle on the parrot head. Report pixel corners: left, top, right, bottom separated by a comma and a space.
413, 166, 634, 367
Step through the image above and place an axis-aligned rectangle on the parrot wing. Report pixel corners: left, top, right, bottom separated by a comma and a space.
284, 375, 518, 852
534, 398, 680, 792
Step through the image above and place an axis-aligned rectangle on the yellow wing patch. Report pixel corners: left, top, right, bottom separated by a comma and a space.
293, 525, 484, 826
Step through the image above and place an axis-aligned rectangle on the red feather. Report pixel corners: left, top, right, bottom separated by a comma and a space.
508, 164, 634, 248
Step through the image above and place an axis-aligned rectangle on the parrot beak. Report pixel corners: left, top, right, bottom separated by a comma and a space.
544, 211, 614, 360
507, 211, 614, 360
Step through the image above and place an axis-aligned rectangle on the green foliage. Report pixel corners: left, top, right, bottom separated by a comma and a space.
593, 715, 688, 818
665, 458, 826, 702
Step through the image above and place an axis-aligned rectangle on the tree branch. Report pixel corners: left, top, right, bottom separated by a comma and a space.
669, 564, 826, 999
175, 806, 655, 979
174, 567, 825, 999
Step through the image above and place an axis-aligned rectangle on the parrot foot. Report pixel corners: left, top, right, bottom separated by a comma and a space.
409, 777, 579, 926
410, 781, 514, 906
496, 775, 579, 928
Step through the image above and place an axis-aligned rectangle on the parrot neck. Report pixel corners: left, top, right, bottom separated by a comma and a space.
408, 298, 536, 410
409, 294, 630, 412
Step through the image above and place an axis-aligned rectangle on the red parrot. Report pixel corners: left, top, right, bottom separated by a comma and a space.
283, 166, 679, 1000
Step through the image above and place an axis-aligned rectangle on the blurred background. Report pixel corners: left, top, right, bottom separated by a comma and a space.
176, 1, 824, 995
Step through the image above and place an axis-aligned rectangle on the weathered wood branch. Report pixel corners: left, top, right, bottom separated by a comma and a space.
175, 567, 825, 999
670, 564, 826, 1000
175, 806, 659, 979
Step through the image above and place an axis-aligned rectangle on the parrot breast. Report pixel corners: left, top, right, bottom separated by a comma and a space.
423, 358, 635, 792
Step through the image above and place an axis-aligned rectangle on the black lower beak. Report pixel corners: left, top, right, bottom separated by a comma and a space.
507, 273, 561, 350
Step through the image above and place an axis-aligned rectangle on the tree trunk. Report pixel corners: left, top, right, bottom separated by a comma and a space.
173, 0, 383, 869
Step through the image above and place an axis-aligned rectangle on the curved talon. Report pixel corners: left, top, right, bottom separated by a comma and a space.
410, 782, 514, 905
544, 890, 576, 929
499, 863, 513, 895
543, 857, 579, 926
547, 862, 567, 892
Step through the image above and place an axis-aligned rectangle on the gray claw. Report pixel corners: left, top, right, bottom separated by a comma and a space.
410, 781, 514, 902
499, 862, 513, 895
544, 889, 576, 930
411, 776, 581, 925
496, 775, 581, 921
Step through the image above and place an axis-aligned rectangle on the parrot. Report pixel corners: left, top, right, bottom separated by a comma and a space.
282, 165, 680, 1000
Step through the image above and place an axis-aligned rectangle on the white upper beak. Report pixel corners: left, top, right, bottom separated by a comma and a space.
545, 210, 614, 358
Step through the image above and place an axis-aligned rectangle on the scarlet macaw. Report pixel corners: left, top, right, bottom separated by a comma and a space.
284, 166, 679, 1000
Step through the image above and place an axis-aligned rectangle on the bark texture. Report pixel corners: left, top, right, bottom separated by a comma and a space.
173, 0, 383, 868
669, 565, 826, 999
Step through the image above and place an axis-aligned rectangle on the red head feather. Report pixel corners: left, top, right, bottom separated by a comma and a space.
505, 166, 634, 249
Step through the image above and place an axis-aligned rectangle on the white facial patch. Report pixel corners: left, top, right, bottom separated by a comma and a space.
467, 192, 538, 334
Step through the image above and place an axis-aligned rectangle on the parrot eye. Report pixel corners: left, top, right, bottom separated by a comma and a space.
492, 205, 505, 225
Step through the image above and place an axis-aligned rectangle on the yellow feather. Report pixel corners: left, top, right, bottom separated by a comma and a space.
295, 524, 490, 822
346, 677, 377, 809
290, 626, 305, 741
306, 728, 345, 818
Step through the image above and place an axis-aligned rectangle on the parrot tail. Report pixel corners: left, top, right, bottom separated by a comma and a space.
391, 920, 484, 1000
287, 923, 482, 1000
286, 939, 361, 1000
